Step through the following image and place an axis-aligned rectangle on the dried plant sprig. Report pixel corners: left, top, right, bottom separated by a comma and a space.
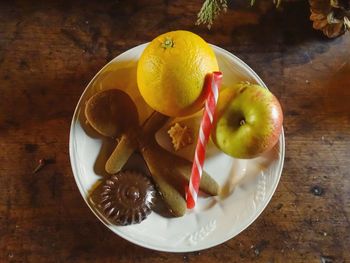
345, 16, 350, 30
273, 0, 282, 8
196, 0, 283, 28
196, 0, 228, 29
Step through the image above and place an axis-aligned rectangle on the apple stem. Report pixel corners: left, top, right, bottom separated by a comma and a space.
240, 119, 246, 126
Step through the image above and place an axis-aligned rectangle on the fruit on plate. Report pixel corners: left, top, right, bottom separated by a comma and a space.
137, 30, 219, 117
211, 82, 283, 159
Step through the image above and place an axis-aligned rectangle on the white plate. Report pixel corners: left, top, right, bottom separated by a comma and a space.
69, 43, 285, 252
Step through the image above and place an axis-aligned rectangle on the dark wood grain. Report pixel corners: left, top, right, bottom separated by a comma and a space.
0, 0, 349, 262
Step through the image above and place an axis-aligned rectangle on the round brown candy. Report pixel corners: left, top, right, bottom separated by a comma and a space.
98, 171, 155, 226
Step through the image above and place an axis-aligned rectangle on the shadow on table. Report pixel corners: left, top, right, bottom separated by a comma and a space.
216, 0, 345, 66
319, 62, 350, 121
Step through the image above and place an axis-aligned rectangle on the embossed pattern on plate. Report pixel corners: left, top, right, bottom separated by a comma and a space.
69, 44, 285, 252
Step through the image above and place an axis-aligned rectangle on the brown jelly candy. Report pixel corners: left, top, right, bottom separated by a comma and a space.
97, 171, 156, 226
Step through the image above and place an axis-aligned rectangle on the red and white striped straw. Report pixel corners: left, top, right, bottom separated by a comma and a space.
186, 71, 223, 209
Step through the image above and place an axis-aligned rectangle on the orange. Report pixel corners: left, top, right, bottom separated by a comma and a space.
137, 30, 219, 117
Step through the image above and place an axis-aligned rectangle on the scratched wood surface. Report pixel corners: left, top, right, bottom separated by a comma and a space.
0, 0, 349, 262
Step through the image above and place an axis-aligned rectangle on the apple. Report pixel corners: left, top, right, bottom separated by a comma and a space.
211, 82, 283, 159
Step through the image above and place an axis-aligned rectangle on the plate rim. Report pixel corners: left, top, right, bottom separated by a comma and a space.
69, 43, 285, 252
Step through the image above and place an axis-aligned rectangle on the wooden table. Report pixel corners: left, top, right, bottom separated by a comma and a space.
1, 0, 349, 262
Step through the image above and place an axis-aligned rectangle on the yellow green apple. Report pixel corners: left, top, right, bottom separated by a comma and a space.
211, 82, 283, 159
